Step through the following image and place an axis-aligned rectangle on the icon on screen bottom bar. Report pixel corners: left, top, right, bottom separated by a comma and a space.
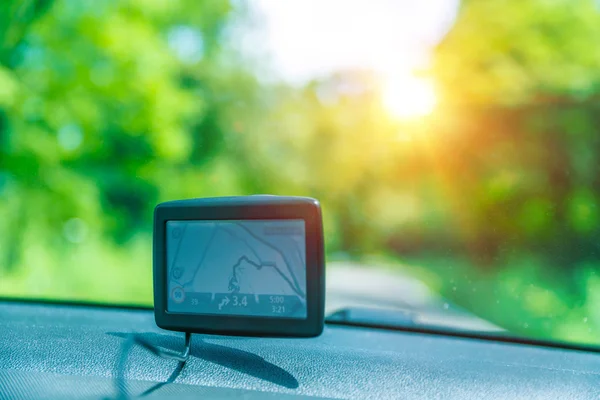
171, 287, 185, 303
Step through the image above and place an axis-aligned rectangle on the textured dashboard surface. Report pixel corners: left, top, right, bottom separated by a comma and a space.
1, 301, 600, 399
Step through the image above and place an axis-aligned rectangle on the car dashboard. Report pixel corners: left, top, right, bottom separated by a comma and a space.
1, 300, 599, 399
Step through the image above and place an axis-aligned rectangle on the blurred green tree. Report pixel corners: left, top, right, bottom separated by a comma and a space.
418, 0, 600, 341
0, 0, 265, 277
429, 0, 600, 268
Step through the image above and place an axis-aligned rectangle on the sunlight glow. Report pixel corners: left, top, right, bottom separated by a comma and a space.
251, 0, 459, 84
382, 75, 437, 120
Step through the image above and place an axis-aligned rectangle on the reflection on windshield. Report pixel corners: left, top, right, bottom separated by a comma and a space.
1, 0, 599, 349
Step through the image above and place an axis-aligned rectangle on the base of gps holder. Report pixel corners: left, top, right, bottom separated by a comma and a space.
113, 331, 192, 398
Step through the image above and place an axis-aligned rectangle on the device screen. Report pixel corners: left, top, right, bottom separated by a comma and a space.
166, 219, 307, 319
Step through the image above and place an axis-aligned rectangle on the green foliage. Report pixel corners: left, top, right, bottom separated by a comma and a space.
437, 0, 600, 103
1, 0, 600, 347
419, 0, 600, 344
0, 0, 265, 296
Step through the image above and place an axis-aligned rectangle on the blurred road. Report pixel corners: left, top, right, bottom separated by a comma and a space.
326, 262, 502, 332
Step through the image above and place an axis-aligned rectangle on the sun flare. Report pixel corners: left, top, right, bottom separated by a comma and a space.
382, 75, 437, 120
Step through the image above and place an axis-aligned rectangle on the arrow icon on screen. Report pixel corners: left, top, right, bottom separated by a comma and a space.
218, 297, 230, 310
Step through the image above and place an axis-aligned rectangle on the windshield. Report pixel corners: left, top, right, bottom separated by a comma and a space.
1, 0, 600, 348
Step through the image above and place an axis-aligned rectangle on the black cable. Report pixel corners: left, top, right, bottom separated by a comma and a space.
111, 332, 192, 399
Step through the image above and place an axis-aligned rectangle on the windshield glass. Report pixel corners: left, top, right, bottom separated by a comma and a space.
2, 0, 600, 348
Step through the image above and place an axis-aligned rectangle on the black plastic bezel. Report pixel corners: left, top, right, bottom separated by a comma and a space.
153, 196, 325, 337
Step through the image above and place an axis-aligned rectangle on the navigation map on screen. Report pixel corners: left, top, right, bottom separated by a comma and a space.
166, 219, 307, 318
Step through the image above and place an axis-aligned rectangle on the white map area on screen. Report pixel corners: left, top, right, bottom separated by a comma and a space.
166, 219, 306, 318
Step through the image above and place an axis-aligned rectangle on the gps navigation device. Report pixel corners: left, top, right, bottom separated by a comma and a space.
153, 195, 325, 337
